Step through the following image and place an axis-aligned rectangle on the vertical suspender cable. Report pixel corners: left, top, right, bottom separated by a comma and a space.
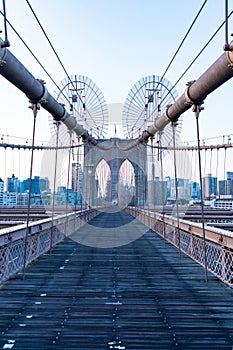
73, 139, 78, 214
224, 0, 230, 50
224, 147, 227, 194
50, 121, 60, 251
210, 148, 213, 196
79, 139, 83, 212
209, 148, 213, 176
151, 138, 156, 230
11, 148, 14, 175
22, 103, 39, 279
204, 147, 207, 178
74, 140, 78, 231
4, 143, 7, 180
216, 148, 219, 196
191, 148, 194, 185
148, 138, 156, 230
172, 122, 181, 256
1, 0, 10, 47
18, 146, 21, 180
159, 134, 166, 240
193, 104, 208, 282
65, 131, 73, 237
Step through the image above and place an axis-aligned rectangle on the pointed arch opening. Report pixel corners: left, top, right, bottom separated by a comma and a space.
118, 159, 135, 208
95, 159, 111, 204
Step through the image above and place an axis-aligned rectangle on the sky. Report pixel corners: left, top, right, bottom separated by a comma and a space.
0, 0, 233, 183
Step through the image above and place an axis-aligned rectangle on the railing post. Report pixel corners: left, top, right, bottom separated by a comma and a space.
221, 246, 227, 282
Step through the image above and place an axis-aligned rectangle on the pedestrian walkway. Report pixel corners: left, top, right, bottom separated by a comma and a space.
0, 210, 233, 349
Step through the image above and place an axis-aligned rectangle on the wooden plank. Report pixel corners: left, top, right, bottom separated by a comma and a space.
0, 210, 232, 349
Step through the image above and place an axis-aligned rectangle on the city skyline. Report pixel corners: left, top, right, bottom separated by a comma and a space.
1, 1, 233, 190
0, 168, 233, 197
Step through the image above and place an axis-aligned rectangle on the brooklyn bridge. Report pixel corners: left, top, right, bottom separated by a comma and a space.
0, 1, 233, 349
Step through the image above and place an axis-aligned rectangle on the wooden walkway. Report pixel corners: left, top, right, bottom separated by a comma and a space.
0, 210, 233, 349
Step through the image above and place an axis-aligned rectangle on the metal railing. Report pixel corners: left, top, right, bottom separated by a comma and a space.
0, 208, 98, 285
126, 207, 233, 288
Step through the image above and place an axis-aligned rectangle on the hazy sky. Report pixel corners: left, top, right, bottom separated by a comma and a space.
0, 0, 233, 181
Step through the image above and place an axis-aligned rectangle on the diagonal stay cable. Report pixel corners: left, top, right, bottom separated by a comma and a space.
159, 0, 208, 85
129, 0, 208, 135
0, 10, 70, 105
26, 0, 106, 137
26, 0, 84, 105
145, 0, 208, 124
172, 10, 233, 89
147, 10, 233, 123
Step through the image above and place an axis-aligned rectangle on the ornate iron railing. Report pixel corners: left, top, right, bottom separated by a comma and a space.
0, 209, 98, 285
126, 207, 233, 288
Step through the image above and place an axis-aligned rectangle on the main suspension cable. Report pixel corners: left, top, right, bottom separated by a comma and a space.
172, 10, 233, 89
147, 10, 233, 122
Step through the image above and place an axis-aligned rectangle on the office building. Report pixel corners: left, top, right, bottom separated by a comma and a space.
203, 174, 217, 199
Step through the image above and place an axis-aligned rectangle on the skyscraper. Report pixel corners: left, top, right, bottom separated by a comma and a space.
219, 180, 231, 195
0, 178, 4, 206
39, 177, 50, 192
7, 174, 20, 193
191, 182, 200, 200
203, 174, 217, 199
219, 172, 233, 196
71, 163, 83, 193
20, 176, 49, 194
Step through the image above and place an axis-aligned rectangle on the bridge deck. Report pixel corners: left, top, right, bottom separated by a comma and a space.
0, 210, 233, 350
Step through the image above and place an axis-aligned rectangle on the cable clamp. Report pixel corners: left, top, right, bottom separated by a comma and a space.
29, 80, 48, 105
184, 80, 205, 107
37, 80, 48, 104
0, 40, 7, 66
0, 57, 6, 66
227, 49, 233, 69
184, 81, 196, 105
165, 104, 173, 121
